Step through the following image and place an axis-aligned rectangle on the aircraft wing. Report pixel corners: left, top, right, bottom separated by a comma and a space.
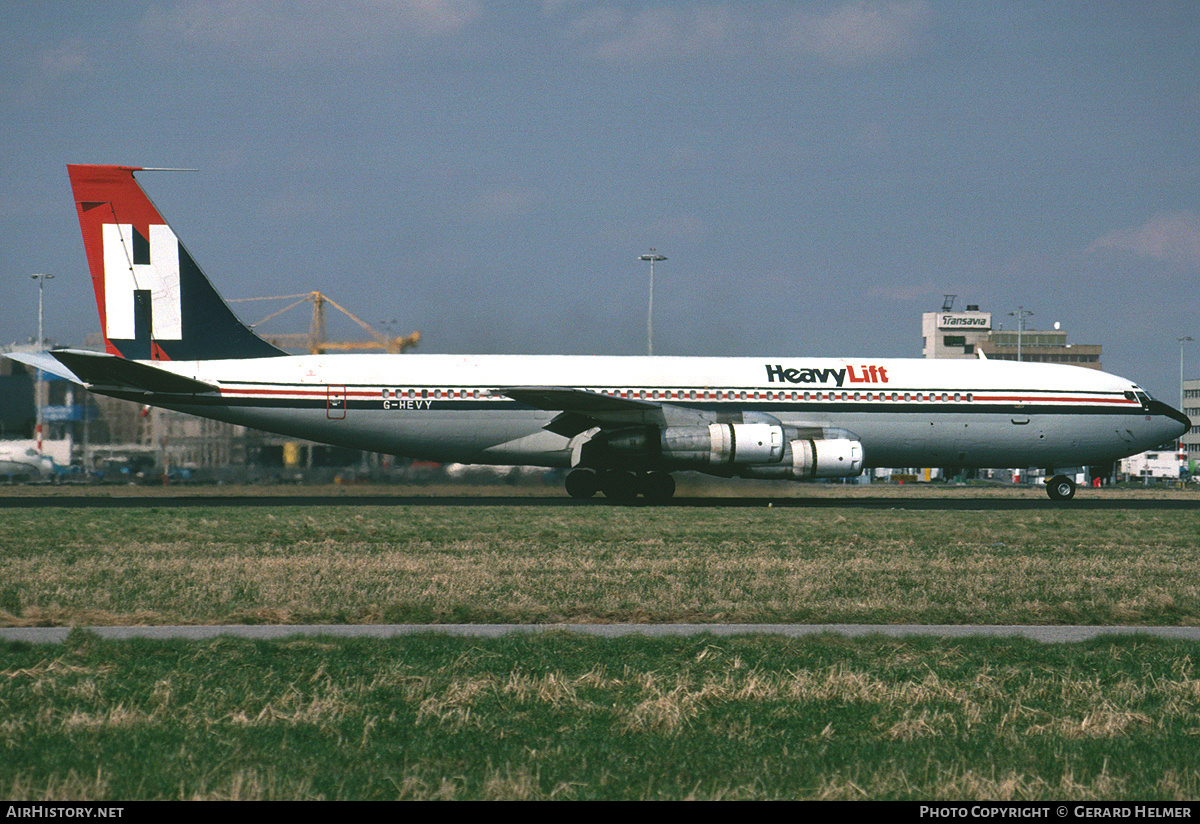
496, 385, 711, 437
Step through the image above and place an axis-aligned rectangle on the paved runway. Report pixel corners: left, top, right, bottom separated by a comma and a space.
5, 623, 1200, 644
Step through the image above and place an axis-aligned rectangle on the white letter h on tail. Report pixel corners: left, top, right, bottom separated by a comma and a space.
102, 223, 183, 341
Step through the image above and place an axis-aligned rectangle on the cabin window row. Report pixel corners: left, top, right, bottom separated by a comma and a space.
382, 388, 484, 400
622, 390, 976, 403
378, 388, 974, 403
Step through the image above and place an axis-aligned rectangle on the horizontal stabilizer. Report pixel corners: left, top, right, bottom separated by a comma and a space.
50, 350, 218, 394
4, 351, 85, 384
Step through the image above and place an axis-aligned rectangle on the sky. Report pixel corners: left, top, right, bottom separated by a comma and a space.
2, 1, 1198, 400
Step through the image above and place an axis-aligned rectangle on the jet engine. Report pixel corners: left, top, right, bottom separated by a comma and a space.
582, 423, 863, 479
741, 436, 863, 480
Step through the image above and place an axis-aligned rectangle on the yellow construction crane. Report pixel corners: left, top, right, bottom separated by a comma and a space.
231, 291, 421, 355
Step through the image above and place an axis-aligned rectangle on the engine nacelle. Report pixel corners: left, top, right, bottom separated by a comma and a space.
663, 423, 786, 466
585, 423, 786, 468
581, 424, 861, 479
738, 437, 864, 480
790, 437, 864, 478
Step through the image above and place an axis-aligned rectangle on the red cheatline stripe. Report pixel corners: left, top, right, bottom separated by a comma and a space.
221, 388, 332, 396
973, 395, 1133, 404
221, 387, 380, 397
215, 386, 1137, 405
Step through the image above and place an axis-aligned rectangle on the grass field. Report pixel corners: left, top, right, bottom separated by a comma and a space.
1, 495, 1198, 626
4, 630, 1200, 800
2, 488, 1199, 800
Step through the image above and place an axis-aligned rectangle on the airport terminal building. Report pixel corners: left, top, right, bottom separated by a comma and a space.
1184, 378, 1200, 468
921, 302, 1102, 369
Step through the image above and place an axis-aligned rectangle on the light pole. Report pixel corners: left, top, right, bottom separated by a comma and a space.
1008, 306, 1033, 362
30, 273, 55, 454
1179, 336, 1194, 413
638, 251, 666, 356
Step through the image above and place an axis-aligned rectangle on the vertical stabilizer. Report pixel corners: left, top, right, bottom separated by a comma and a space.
67, 165, 284, 360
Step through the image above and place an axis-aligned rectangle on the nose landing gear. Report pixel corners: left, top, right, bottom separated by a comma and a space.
1046, 474, 1077, 501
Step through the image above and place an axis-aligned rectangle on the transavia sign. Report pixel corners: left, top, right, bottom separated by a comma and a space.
938, 313, 991, 329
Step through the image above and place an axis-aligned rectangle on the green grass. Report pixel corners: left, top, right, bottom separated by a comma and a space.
3, 499, 1199, 800
3, 631, 1199, 800
1, 505, 1198, 626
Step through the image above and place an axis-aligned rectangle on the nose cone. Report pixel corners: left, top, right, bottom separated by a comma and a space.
1148, 399, 1191, 441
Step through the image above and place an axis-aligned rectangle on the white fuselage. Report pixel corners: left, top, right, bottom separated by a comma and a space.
131, 353, 1180, 471
52, 165, 1191, 497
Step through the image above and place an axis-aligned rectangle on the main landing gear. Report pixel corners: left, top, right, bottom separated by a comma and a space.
565, 469, 676, 503
1046, 474, 1077, 501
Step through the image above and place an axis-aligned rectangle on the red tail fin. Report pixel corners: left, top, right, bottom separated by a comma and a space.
67, 165, 283, 360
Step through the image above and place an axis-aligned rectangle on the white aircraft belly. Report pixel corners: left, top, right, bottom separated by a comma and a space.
168, 401, 566, 464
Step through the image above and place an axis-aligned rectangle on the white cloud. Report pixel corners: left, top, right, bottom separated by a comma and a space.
794, 0, 933, 65
563, 5, 737, 61
554, 1, 932, 64
38, 37, 90, 79
1086, 211, 1200, 269
142, 0, 481, 58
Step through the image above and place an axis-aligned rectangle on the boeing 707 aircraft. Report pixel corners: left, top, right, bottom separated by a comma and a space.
7, 165, 1189, 502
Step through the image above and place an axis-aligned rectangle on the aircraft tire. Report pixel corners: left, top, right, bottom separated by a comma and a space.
599, 470, 639, 503
640, 472, 676, 504
1046, 475, 1076, 501
565, 469, 599, 499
